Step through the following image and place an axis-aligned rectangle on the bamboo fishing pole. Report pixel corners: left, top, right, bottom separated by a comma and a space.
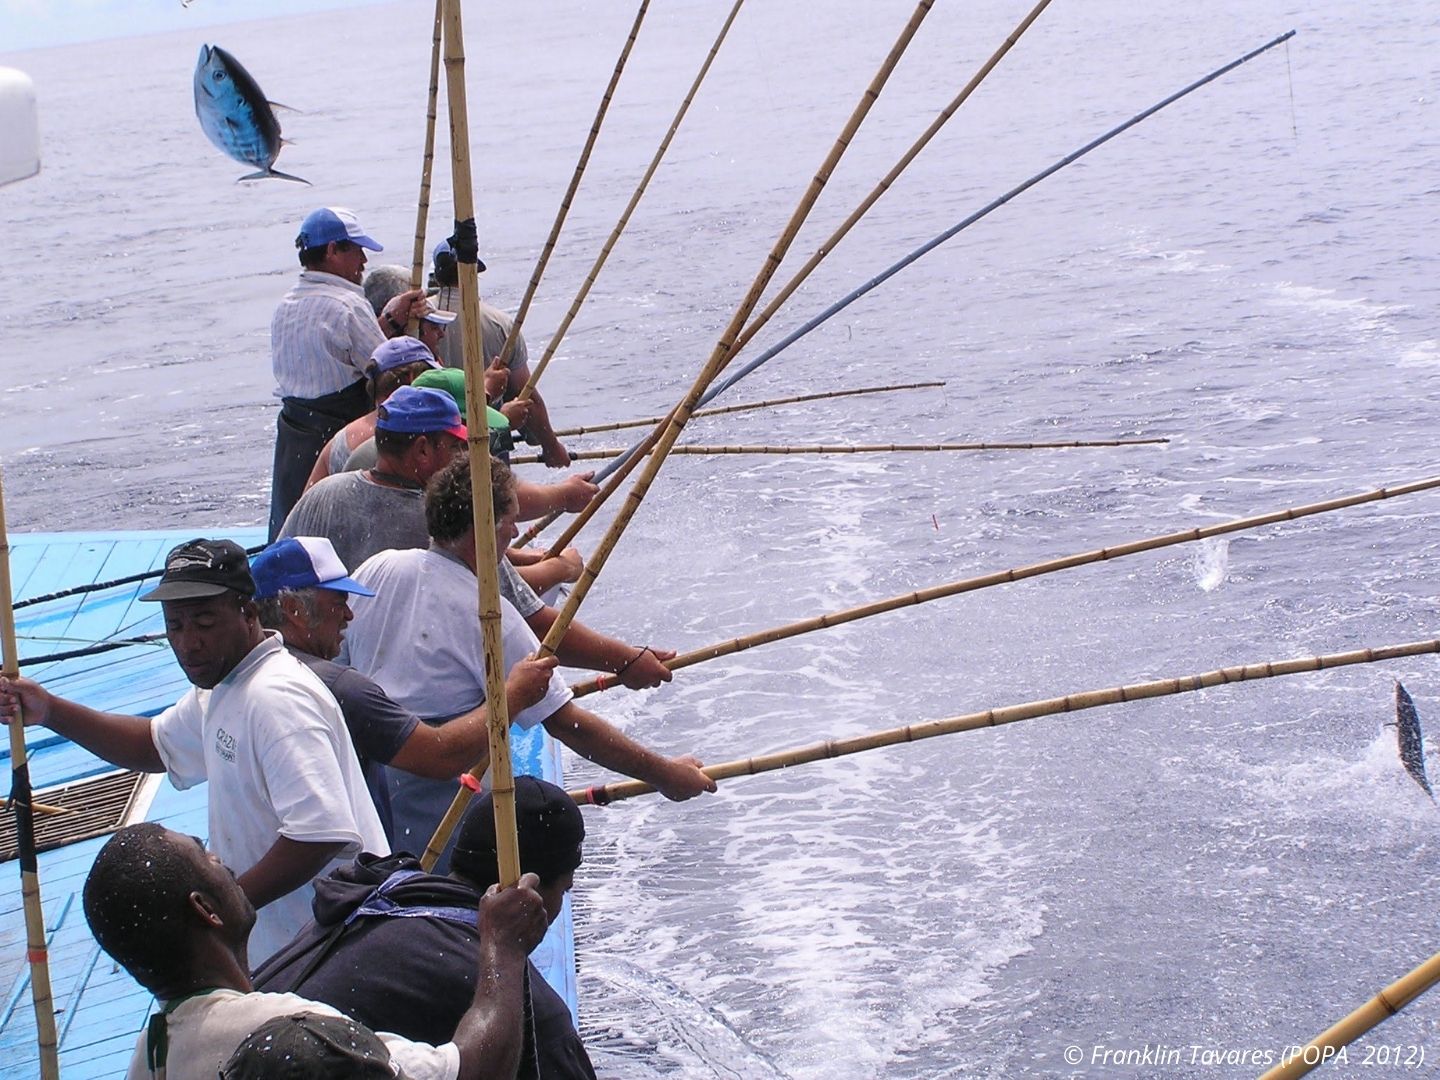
520, 27, 1299, 552
533, 1, 937, 658
432, 0, 518, 883
569, 637, 1440, 806
520, 0, 1050, 543
1258, 953, 1440, 1079
569, 472, 1440, 697
517, 0, 747, 402
492, 0, 652, 376
550, 381, 946, 437
725, 0, 1057, 367
0, 468, 60, 1080
405, 0, 445, 336
511, 436, 1168, 463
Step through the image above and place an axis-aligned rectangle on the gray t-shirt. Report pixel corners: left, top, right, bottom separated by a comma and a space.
432, 286, 528, 381
279, 470, 543, 617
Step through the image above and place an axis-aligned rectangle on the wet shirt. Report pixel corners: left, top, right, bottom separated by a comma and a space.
124, 989, 459, 1080
290, 648, 420, 845
149, 633, 389, 964
432, 286, 528, 380
279, 470, 544, 618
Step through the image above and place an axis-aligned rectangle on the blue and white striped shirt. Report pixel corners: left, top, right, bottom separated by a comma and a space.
270, 271, 386, 400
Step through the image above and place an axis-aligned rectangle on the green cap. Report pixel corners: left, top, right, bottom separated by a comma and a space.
412, 367, 509, 430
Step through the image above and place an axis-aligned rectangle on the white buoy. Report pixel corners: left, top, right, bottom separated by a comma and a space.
0, 67, 40, 186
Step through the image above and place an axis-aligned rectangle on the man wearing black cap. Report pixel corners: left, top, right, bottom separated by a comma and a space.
430, 238, 571, 469
0, 538, 388, 964
254, 777, 597, 1080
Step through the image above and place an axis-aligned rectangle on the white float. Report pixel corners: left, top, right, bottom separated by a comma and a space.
0, 67, 40, 186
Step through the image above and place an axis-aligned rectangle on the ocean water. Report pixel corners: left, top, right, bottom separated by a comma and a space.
4, 0, 1440, 1076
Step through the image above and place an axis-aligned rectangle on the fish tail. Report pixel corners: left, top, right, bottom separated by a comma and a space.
236, 168, 310, 185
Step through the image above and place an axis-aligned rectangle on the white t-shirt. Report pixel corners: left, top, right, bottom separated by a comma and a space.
125, 989, 459, 1080
339, 546, 571, 726
150, 633, 390, 963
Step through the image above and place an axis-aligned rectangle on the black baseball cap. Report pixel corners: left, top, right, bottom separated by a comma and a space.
220, 1012, 399, 1080
452, 775, 585, 886
139, 538, 255, 602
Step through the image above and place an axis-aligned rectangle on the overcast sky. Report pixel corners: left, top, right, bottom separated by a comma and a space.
1, 0, 385, 53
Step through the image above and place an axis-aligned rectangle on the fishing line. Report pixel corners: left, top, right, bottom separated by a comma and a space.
1285, 40, 1298, 138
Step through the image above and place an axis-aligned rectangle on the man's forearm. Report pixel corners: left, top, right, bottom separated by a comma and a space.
525, 607, 629, 674
544, 702, 671, 785
236, 836, 345, 910
43, 699, 164, 772
451, 947, 529, 1080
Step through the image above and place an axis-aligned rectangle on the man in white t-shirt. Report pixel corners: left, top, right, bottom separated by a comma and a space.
77, 822, 546, 1080
0, 538, 387, 964
341, 456, 716, 863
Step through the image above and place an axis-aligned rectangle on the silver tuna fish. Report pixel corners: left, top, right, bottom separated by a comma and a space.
193, 44, 308, 184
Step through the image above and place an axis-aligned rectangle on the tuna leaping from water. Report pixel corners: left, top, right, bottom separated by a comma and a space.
193, 44, 308, 184
1392, 681, 1434, 800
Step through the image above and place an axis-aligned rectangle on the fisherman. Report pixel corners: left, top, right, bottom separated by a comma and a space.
219, 1014, 401, 1080
253, 777, 597, 1079
82, 822, 545, 1080
337, 363, 593, 526
268, 206, 430, 540
279, 384, 468, 573
0, 540, 386, 964
304, 335, 439, 490
363, 263, 471, 370
249, 534, 556, 842
285, 386, 651, 677
431, 239, 572, 468
340, 454, 715, 861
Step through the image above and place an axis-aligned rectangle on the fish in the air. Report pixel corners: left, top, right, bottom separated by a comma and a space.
193, 44, 308, 184
1392, 681, 1434, 799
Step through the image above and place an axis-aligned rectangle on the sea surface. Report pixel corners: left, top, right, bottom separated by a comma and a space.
3, 0, 1440, 1076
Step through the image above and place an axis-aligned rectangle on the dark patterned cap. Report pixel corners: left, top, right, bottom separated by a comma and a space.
140, 538, 255, 602
219, 1012, 399, 1079
453, 775, 585, 886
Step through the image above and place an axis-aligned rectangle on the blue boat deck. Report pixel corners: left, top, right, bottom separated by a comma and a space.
0, 529, 575, 1078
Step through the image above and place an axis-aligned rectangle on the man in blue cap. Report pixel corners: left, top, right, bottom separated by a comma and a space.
304, 335, 440, 490
250, 535, 555, 843
279, 384, 468, 572
269, 207, 432, 541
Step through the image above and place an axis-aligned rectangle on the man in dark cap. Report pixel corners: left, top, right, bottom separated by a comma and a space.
221, 1013, 396, 1080
430, 239, 571, 468
254, 777, 597, 1079
82, 822, 546, 1080
0, 539, 387, 964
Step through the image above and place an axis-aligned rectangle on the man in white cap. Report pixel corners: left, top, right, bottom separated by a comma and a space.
269, 207, 431, 541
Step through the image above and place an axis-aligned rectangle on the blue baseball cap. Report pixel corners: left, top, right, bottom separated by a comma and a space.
250, 537, 376, 600
296, 207, 383, 252
367, 336, 440, 377
376, 385, 468, 440
433, 238, 486, 274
